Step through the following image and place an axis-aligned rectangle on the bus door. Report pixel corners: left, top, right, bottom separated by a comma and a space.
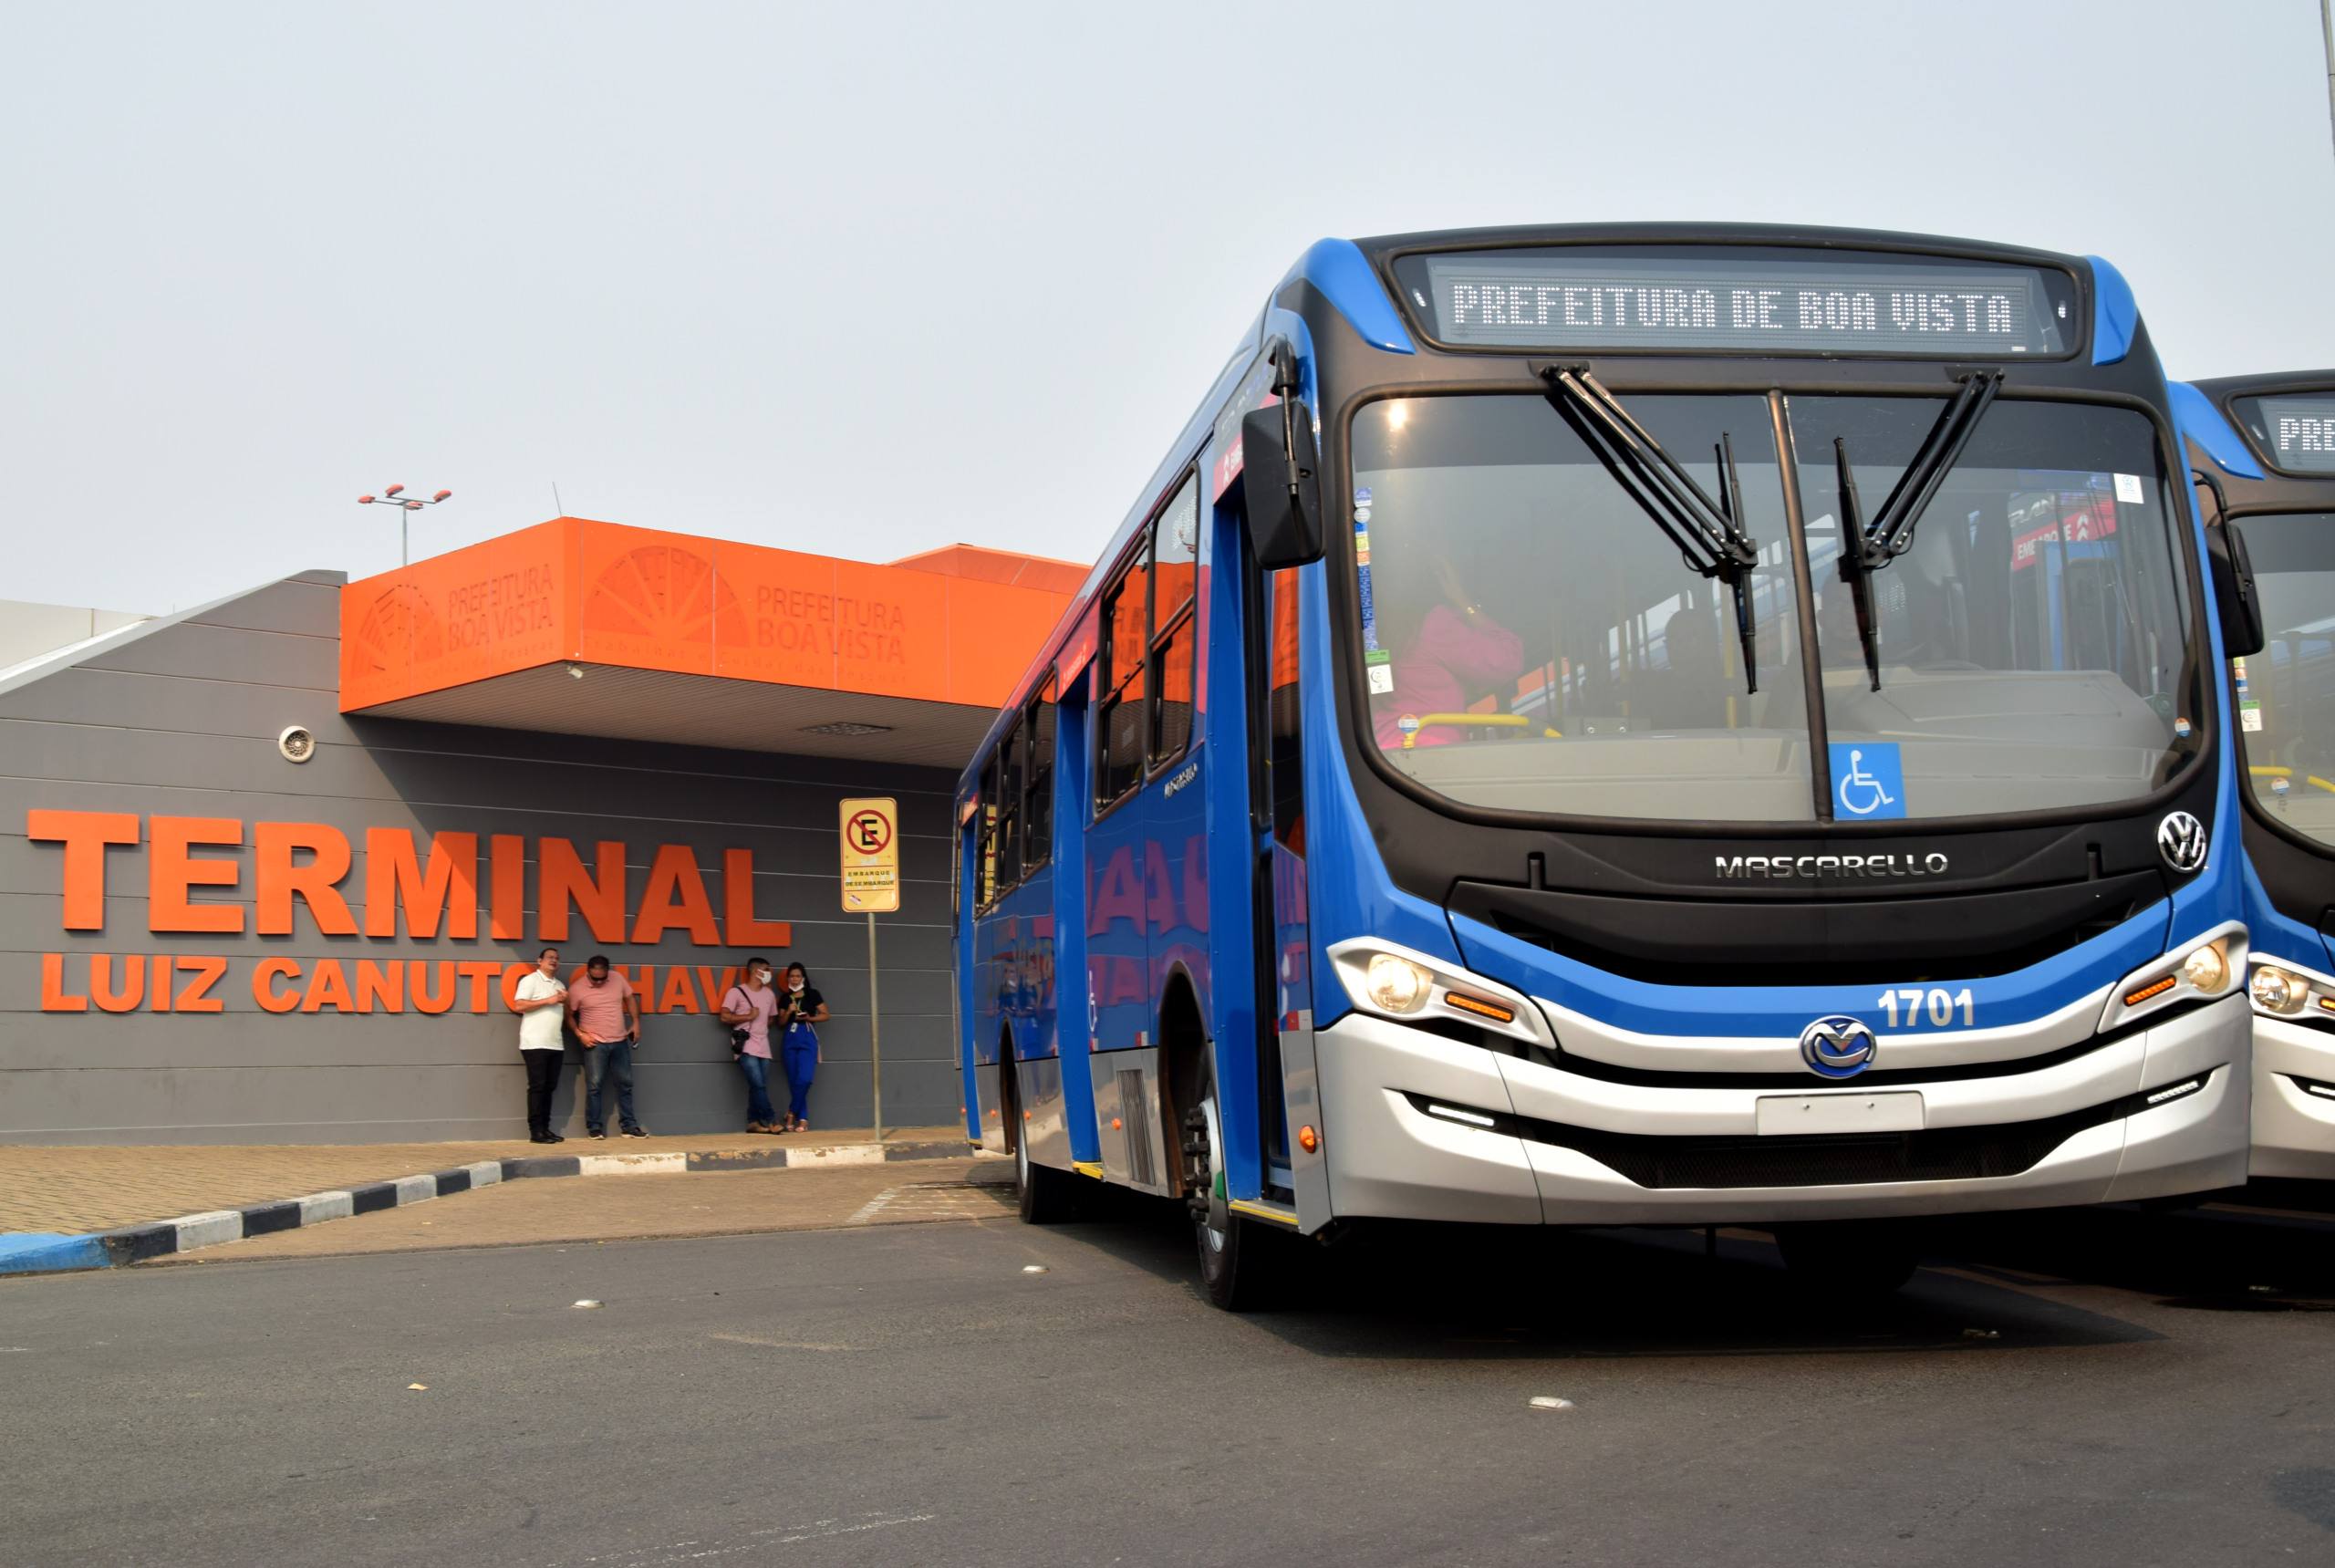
1256, 562, 1328, 1227
1050, 665, 1103, 1168
1088, 527, 1165, 1186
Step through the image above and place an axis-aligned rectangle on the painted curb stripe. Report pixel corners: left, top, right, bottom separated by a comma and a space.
174, 1211, 242, 1251
239, 1200, 304, 1238
576, 1151, 688, 1176
298, 1191, 354, 1225
5, 1140, 994, 1275
350, 1182, 400, 1216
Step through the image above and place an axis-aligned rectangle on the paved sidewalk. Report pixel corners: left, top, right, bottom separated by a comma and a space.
0, 1127, 968, 1237
142, 1159, 1017, 1266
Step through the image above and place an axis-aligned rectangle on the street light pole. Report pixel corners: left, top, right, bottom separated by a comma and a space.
358, 484, 453, 566
2322, 0, 2335, 169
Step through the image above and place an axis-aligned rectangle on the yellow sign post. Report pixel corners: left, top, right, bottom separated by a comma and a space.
839, 797, 898, 1137
839, 797, 900, 913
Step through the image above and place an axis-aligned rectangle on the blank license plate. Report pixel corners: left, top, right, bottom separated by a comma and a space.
1756, 1092, 1924, 1136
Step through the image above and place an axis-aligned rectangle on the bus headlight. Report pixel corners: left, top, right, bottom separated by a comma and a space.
2182, 943, 2232, 995
2251, 964, 2310, 1014
2100, 923, 2248, 1032
1365, 953, 1431, 1013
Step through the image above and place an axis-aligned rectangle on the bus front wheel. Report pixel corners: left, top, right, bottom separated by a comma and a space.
1183, 1093, 1284, 1311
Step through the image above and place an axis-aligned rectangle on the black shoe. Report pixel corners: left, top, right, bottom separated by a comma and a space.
530, 1132, 564, 1145
622, 1125, 649, 1138
588, 1127, 607, 1139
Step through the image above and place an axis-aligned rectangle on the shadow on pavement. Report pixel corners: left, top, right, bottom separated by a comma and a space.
1001, 1176, 2335, 1358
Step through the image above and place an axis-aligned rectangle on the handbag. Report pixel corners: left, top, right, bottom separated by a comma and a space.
721, 987, 753, 1057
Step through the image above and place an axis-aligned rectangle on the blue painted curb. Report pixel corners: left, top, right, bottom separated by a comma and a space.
0, 1233, 109, 1275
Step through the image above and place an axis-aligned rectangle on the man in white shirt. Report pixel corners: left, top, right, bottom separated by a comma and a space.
513, 947, 569, 1144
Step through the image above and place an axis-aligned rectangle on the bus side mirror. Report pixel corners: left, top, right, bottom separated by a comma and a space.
1240, 405, 1323, 569
2208, 522, 2266, 659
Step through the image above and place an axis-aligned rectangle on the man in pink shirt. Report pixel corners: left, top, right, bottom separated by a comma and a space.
1374, 557, 1525, 750
566, 955, 646, 1138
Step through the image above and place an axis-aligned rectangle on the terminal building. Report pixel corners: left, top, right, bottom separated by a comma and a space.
0, 518, 1081, 1145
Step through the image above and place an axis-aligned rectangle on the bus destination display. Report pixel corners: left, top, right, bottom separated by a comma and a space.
2246, 393, 2335, 474
1409, 252, 2071, 356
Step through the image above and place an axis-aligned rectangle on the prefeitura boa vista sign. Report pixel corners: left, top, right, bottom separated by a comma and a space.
28, 811, 796, 1018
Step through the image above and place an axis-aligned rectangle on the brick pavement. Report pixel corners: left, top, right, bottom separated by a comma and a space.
0, 1127, 968, 1237
146, 1160, 1017, 1264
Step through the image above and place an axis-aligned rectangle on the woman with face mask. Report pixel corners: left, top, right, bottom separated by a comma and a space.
719, 958, 781, 1133
774, 962, 829, 1133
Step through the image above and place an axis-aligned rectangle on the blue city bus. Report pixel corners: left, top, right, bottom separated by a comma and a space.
958, 224, 2252, 1308
2174, 373, 2335, 1179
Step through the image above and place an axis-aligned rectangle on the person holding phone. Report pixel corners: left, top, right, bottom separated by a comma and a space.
719, 958, 781, 1133
774, 962, 828, 1133
511, 946, 569, 1143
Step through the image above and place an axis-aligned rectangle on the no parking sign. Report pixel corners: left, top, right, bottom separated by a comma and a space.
839, 797, 899, 912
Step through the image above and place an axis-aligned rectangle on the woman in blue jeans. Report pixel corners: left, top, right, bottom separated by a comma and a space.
719, 959, 781, 1133
775, 962, 829, 1132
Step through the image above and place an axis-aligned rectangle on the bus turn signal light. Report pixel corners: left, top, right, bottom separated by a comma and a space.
1444, 991, 1516, 1024
1297, 1125, 1318, 1153
2123, 975, 2178, 1007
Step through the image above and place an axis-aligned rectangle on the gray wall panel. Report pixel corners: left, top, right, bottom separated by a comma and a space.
2, 573, 970, 1145
78, 620, 340, 688
184, 577, 344, 639
0, 667, 364, 739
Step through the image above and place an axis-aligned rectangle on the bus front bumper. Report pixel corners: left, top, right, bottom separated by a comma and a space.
1314, 994, 2251, 1227
2250, 1013, 2335, 1179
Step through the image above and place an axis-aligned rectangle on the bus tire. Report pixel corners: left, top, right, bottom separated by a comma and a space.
1002, 1047, 1077, 1224
1773, 1220, 1921, 1296
1185, 1095, 1284, 1311
1014, 1123, 1078, 1224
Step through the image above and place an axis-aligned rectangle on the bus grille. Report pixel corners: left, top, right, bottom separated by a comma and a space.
1404, 1074, 2211, 1189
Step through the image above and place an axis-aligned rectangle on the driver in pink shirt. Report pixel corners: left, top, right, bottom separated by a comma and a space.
1374, 556, 1525, 749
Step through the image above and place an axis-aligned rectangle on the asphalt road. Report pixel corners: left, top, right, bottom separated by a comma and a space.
5, 1183, 2335, 1567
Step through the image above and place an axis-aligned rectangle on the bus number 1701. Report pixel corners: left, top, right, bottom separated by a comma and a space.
1878, 987, 1975, 1029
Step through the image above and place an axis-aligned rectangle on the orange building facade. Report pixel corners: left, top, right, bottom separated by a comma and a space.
341, 517, 1088, 718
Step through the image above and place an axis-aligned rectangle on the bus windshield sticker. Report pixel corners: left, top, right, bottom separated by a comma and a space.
1830, 742, 1907, 821
1411, 250, 2070, 356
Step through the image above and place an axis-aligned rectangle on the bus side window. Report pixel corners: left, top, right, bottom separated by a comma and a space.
1150, 477, 1199, 765
1024, 674, 1056, 871
1097, 542, 1150, 806
977, 753, 1000, 910
996, 717, 1023, 891
1270, 566, 1304, 851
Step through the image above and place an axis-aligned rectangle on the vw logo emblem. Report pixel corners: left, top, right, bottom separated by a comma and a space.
1800, 1015, 1878, 1079
2157, 811, 2208, 874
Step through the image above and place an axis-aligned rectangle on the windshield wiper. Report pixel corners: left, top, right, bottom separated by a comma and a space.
1540, 365, 1762, 694
1832, 369, 2003, 691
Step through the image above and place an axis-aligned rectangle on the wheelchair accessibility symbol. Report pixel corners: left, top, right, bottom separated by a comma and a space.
1828, 742, 1906, 820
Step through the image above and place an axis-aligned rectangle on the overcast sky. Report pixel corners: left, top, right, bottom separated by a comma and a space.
4, 1, 2332, 616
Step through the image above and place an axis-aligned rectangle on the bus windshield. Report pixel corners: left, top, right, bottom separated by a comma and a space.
1352, 392, 2199, 824
2232, 512, 2335, 846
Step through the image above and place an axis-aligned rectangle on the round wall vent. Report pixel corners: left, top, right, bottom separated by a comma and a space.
278, 725, 317, 763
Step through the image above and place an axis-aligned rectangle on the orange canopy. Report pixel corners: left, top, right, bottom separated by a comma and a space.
341, 519, 1081, 765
